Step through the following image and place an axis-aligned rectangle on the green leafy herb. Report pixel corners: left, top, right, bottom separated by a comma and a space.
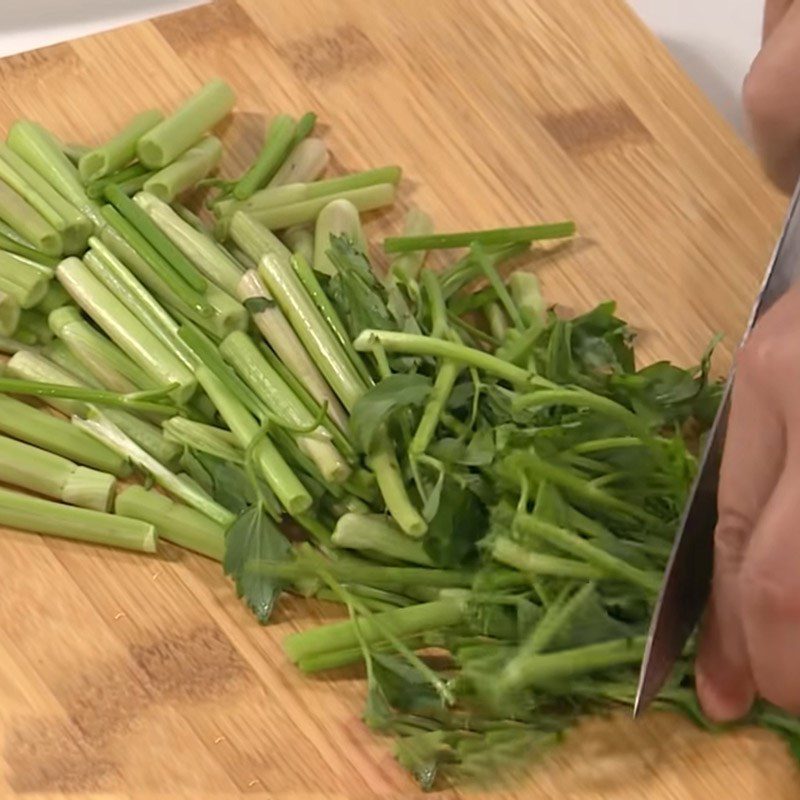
225, 504, 292, 623
349, 373, 431, 453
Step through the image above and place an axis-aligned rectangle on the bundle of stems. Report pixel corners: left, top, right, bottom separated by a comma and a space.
0, 81, 788, 795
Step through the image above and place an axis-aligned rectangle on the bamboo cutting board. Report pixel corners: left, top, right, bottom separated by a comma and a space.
0, 0, 795, 797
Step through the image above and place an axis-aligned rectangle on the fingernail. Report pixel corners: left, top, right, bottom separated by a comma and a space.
696, 665, 753, 723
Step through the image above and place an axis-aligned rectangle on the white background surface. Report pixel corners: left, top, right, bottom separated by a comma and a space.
629, 0, 763, 136
0, 0, 764, 137
0, 0, 205, 60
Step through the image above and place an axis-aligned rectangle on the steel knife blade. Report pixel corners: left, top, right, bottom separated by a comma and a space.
634, 178, 800, 716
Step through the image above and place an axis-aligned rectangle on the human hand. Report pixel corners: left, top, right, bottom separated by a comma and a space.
743, 0, 800, 193
696, 287, 800, 720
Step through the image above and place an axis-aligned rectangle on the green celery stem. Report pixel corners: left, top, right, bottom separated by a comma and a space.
390, 207, 434, 282
0, 178, 62, 256
332, 513, 433, 564
284, 599, 465, 665
491, 537, 604, 580
368, 441, 427, 537
137, 79, 235, 168
78, 109, 163, 182
384, 221, 576, 253
515, 516, 661, 592
49, 304, 158, 393
134, 191, 243, 295
257, 246, 367, 411
313, 199, 367, 276
56, 258, 198, 402
235, 267, 348, 430
0, 251, 51, 309
243, 183, 395, 231
0, 393, 129, 476
115, 485, 224, 561
6, 120, 104, 227
410, 360, 460, 457
195, 365, 312, 515
499, 636, 647, 692
0, 484, 156, 552
252, 558, 475, 589
353, 329, 540, 387
234, 113, 296, 200
0, 290, 20, 336
83, 239, 196, 369
99, 205, 210, 315
144, 136, 223, 202
268, 137, 328, 187
0, 143, 91, 255
0, 433, 116, 511
104, 183, 207, 292
219, 331, 350, 483
220, 165, 402, 218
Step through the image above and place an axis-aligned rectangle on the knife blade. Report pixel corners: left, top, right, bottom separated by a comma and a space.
634, 177, 800, 716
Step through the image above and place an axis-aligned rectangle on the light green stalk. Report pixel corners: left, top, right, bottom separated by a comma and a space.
0, 143, 91, 254
0, 219, 59, 266
258, 249, 367, 411
115, 485, 224, 560
498, 636, 648, 693
384, 221, 576, 253
313, 199, 366, 276
515, 516, 661, 592
0, 485, 155, 552
104, 184, 207, 293
219, 331, 350, 483
236, 269, 347, 429
134, 191, 242, 294
353, 329, 537, 386
6, 349, 181, 466
389, 207, 434, 283
268, 137, 328, 187
74, 410, 234, 526
98, 218, 246, 340
332, 513, 434, 565
284, 598, 465, 666
162, 416, 243, 463
35, 282, 71, 315
491, 537, 603, 580
0, 251, 51, 309
84, 237, 196, 369
218, 166, 402, 218
195, 365, 312, 515
143, 136, 222, 201
78, 109, 163, 182
6, 120, 104, 227
0, 394, 129, 476
233, 113, 296, 200
0, 291, 20, 336
236, 183, 395, 232
0, 178, 62, 256
283, 224, 314, 262
137, 79, 235, 168
508, 271, 546, 330
0, 433, 115, 511
48, 305, 157, 393
56, 258, 197, 402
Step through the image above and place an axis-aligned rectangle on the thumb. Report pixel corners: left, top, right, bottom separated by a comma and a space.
696, 357, 784, 720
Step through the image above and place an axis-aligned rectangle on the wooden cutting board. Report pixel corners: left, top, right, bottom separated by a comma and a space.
0, 0, 795, 797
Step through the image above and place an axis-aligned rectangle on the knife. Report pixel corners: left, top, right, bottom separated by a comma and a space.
634, 177, 800, 716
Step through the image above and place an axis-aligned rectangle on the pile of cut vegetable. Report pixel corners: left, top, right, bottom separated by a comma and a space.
0, 78, 797, 790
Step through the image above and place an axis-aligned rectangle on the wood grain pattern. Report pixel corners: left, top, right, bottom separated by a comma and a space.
0, 0, 795, 796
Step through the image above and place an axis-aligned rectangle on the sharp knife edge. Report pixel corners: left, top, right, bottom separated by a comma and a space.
634, 178, 800, 716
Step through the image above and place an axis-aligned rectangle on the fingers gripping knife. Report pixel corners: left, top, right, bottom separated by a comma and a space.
634, 179, 800, 716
